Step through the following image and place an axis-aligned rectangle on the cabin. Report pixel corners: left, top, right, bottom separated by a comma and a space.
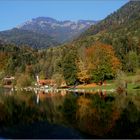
3, 76, 15, 86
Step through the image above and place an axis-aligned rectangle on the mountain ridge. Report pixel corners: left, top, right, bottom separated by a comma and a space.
80, 1, 140, 38
16, 17, 98, 43
73, 1, 140, 72
0, 17, 98, 49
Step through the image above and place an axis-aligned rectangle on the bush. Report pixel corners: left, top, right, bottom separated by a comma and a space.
16, 74, 32, 88
115, 71, 127, 93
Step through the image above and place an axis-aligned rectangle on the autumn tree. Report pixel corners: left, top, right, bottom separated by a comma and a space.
76, 58, 91, 84
76, 47, 91, 84
85, 42, 121, 82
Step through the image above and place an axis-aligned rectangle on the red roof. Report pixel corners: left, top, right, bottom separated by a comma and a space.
39, 79, 56, 85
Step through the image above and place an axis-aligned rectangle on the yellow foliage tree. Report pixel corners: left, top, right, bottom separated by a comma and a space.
76, 58, 91, 84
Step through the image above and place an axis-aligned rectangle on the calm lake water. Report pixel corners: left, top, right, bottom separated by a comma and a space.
0, 87, 140, 138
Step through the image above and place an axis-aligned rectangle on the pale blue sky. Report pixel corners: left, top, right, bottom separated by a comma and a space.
0, 0, 128, 31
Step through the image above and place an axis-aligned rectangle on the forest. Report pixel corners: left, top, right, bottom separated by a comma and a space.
0, 36, 140, 88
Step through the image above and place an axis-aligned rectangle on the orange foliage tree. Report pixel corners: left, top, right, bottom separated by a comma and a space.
77, 42, 121, 83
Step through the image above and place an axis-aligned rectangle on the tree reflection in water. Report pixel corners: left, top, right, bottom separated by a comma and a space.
0, 89, 140, 138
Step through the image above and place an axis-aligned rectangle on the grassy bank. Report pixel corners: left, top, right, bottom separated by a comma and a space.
75, 73, 140, 92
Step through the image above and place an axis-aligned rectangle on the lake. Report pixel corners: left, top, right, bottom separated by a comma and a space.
0, 87, 140, 138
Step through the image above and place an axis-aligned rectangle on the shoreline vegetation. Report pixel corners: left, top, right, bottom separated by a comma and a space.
1, 76, 140, 94
1, 69, 140, 93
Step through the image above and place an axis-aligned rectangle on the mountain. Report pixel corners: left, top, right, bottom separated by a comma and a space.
75, 1, 140, 49
16, 17, 98, 43
80, 1, 140, 36
73, 1, 140, 72
0, 28, 58, 49
0, 17, 97, 49
79, 1, 140, 39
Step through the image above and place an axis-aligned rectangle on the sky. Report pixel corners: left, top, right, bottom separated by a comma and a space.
0, 0, 128, 31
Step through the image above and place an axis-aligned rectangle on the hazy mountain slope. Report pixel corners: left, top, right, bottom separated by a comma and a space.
0, 28, 58, 49
16, 17, 98, 43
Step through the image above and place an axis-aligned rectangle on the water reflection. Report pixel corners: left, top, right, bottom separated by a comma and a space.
0, 87, 140, 138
